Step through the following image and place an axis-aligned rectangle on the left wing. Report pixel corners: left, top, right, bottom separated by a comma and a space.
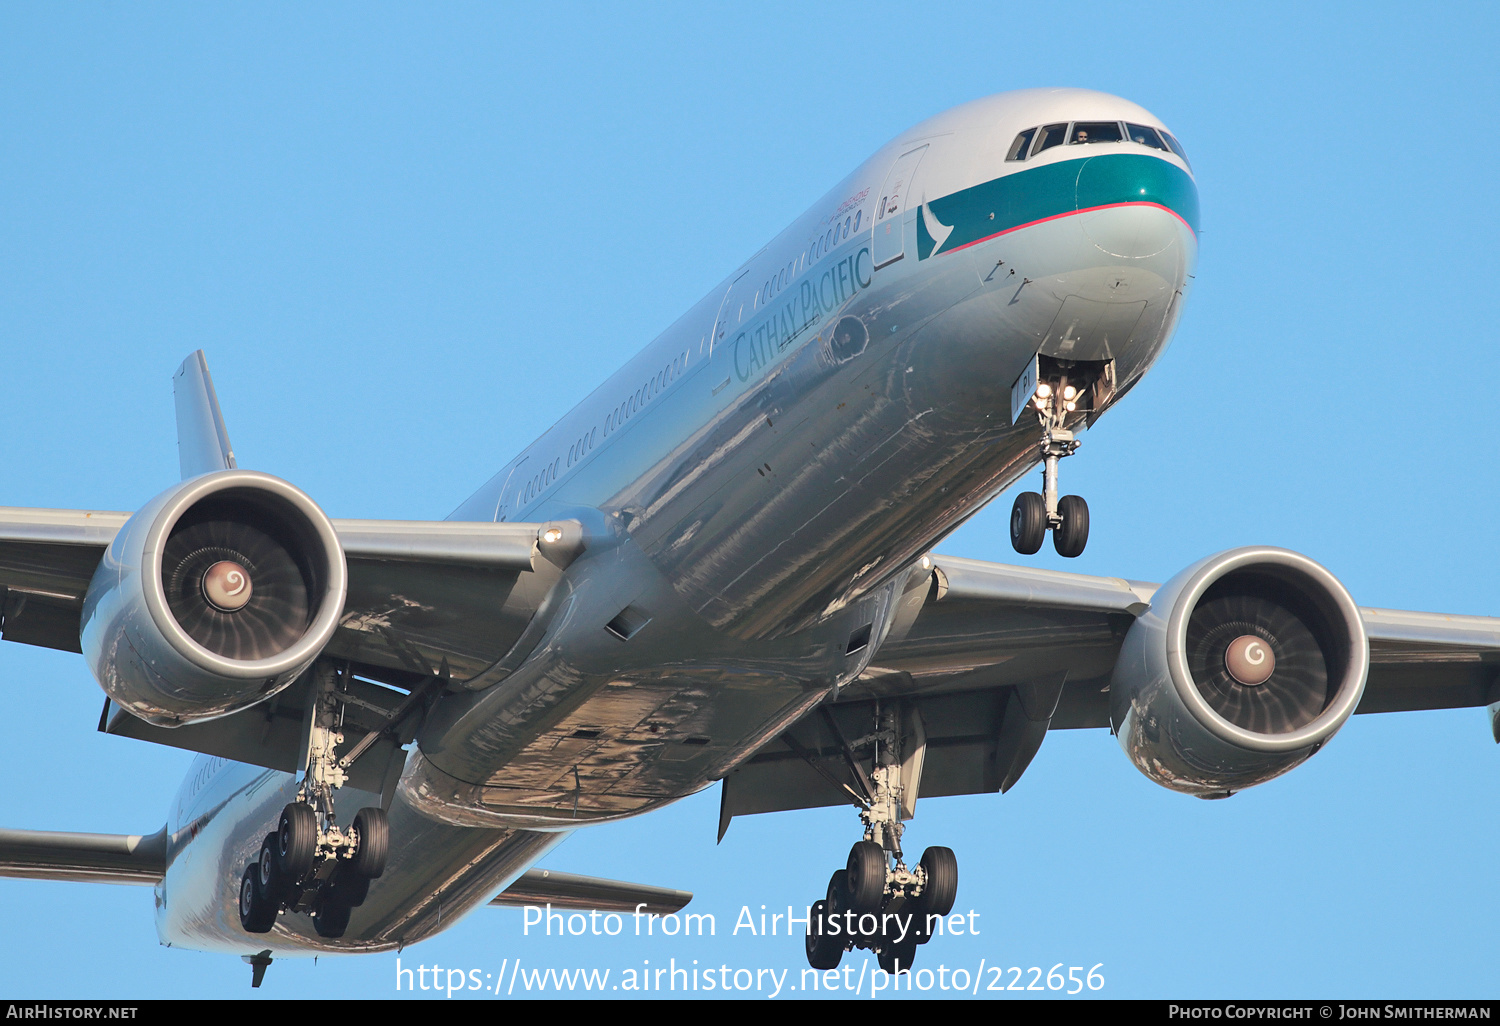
718, 553, 1500, 835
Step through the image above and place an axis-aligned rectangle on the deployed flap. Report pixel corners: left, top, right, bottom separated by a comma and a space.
489, 868, 691, 915
173, 350, 237, 479
0, 826, 167, 885
720, 688, 1032, 833
100, 670, 412, 796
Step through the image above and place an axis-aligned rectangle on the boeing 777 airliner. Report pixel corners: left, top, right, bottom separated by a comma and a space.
1, 88, 1494, 985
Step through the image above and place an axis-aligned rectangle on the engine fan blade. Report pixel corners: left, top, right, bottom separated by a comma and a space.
161, 518, 311, 661
1185, 590, 1330, 734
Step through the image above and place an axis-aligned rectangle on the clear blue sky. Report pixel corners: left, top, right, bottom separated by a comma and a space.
1, 1, 1497, 1000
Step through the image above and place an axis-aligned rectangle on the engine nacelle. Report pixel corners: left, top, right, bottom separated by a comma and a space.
1110, 547, 1368, 796
81, 470, 347, 726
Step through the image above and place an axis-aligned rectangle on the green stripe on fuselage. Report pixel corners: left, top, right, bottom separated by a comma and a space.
917, 153, 1199, 260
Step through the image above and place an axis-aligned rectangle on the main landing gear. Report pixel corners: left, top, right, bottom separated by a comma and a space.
240, 664, 391, 939
1011, 362, 1092, 558
239, 802, 389, 938
803, 704, 959, 976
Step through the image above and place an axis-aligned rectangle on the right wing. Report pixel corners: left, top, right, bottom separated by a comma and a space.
0, 349, 582, 788
489, 868, 692, 915
0, 509, 573, 793
0, 824, 691, 914
0, 826, 167, 885
0, 508, 563, 677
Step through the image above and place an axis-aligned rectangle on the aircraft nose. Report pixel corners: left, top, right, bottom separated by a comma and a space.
1074, 155, 1198, 260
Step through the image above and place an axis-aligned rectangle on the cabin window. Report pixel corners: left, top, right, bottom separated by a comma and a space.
1031, 123, 1068, 156
1125, 123, 1168, 151
852, 210, 861, 232
1006, 127, 1037, 161
1069, 121, 1123, 145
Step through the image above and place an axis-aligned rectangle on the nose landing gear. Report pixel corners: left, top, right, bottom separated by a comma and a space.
802, 703, 959, 975
1010, 362, 1095, 558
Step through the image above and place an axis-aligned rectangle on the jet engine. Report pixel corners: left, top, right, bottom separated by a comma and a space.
1109, 547, 1368, 796
81, 470, 347, 726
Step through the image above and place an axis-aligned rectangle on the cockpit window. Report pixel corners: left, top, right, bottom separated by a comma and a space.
1160, 131, 1191, 168
1031, 123, 1068, 157
1006, 127, 1037, 161
1125, 123, 1168, 151
1069, 121, 1123, 145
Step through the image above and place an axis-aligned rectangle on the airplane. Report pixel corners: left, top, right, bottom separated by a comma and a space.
3, 86, 1497, 988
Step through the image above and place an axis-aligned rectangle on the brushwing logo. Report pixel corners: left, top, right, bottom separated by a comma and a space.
917, 197, 953, 260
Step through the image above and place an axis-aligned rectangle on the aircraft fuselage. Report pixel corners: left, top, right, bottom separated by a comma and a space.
158, 87, 1198, 955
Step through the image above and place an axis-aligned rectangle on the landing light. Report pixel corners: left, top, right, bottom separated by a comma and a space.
1062, 385, 1077, 401
1065, 401, 1076, 412
543, 527, 564, 544
1036, 383, 1052, 398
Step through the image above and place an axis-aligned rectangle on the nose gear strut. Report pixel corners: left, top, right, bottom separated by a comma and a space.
1010, 362, 1093, 558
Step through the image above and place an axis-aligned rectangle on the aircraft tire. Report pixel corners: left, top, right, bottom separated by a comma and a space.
805, 899, 843, 970
313, 897, 351, 939
349, 807, 389, 879
846, 841, 886, 915
326, 870, 370, 908
276, 803, 317, 882
826, 869, 850, 913
1054, 495, 1089, 557
239, 865, 277, 933
1011, 492, 1046, 554
258, 832, 295, 905
878, 932, 918, 975
918, 846, 958, 918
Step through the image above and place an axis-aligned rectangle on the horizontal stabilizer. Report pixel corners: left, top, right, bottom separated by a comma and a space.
0, 826, 167, 885
489, 868, 691, 915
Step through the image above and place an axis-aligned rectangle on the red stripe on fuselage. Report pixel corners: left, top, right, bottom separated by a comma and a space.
939, 201, 1196, 257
